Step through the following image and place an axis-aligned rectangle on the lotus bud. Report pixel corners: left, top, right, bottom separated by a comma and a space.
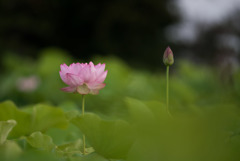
163, 46, 174, 66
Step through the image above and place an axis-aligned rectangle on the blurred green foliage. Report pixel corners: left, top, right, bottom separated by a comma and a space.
72, 113, 134, 159
0, 48, 240, 160
1, 47, 239, 116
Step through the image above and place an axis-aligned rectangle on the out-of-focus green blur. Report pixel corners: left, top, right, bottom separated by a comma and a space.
0, 48, 239, 113
0, 48, 240, 160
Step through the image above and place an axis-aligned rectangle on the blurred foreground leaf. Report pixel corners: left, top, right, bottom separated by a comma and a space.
30, 104, 68, 131
0, 120, 17, 144
0, 101, 32, 137
9, 150, 59, 161
0, 101, 68, 138
70, 152, 108, 161
71, 113, 134, 159
126, 102, 240, 161
0, 140, 22, 160
26, 132, 55, 152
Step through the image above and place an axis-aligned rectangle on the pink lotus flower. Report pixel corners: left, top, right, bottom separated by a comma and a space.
60, 62, 108, 95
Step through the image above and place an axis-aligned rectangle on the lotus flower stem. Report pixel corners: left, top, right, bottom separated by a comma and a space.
82, 95, 86, 155
166, 66, 170, 116
82, 95, 85, 116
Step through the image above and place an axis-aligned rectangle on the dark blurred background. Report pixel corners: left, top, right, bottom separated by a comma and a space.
0, 0, 240, 119
0, 0, 240, 69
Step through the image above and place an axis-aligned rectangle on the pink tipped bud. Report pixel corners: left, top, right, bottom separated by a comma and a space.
163, 46, 174, 66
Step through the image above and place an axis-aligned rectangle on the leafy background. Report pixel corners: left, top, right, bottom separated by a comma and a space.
0, 49, 240, 161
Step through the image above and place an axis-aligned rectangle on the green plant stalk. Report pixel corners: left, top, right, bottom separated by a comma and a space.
166, 66, 171, 116
82, 95, 85, 116
82, 95, 86, 155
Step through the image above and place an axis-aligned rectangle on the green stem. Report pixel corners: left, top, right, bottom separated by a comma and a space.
82, 95, 85, 116
83, 134, 86, 154
166, 66, 171, 116
82, 95, 86, 155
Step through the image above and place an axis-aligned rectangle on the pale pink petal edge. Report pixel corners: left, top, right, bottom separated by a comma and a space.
61, 86, 76, 93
